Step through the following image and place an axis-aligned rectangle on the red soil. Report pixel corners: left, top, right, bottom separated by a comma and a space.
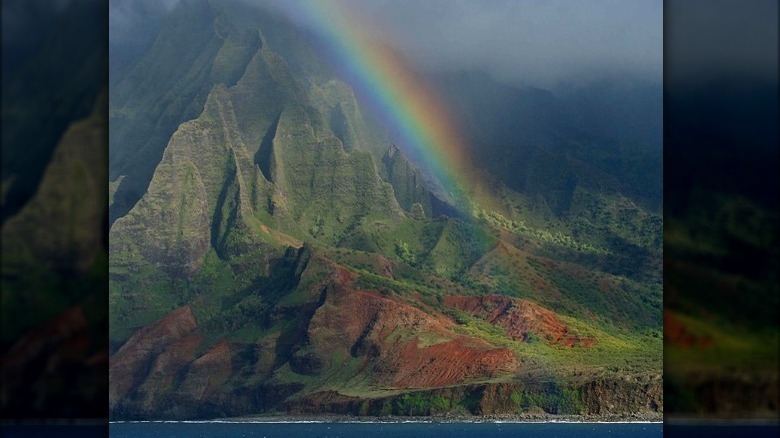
135, 331, 201, 407
374, 254, 395, 279
307, 282, 518, 388
109, 305, 199, 408
1, 305, 103, 408
178, 339, 233, 401
443, 295, 596, 347
333, 264, 355, 284
389, 337, 517, 388
113, 306, 197, 358
664, 311, 713, 348
2, 306, 89, 373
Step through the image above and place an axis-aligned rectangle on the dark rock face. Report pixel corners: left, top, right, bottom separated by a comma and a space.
284, 380, 663, 418
2, 112, 107, 275
1, 306, 107, 418
109, 306, 199, 416
580, 376, 663, 416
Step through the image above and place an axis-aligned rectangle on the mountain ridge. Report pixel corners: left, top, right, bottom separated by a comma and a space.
108, 0, 662, 420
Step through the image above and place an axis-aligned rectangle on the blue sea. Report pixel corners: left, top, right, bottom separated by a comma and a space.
5, 421, 780, 437
106, 421, 662, 437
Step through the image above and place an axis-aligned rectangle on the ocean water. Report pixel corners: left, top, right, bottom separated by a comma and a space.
7, 421, 780, 437
108, 421, 662, 437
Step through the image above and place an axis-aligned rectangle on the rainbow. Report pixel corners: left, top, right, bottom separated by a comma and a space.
287, 0, 484, 209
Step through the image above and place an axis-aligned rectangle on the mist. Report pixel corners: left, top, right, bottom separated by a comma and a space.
109, 0, 179, 44
666, 0, 778, 83
305, 0, 659, 88
110, 0, 662, 90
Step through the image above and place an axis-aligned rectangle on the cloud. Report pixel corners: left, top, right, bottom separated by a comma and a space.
2, 0, 72, 47
109, 0, 663, 88
257, 0, 663, 87
109, 0, 180, 44
665, 0, 778, 83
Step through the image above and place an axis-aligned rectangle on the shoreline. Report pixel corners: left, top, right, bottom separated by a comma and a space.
110, 413, 664, 424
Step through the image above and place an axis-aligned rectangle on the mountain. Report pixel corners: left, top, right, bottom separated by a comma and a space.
1, 92, 108, 418
109, 0, 661, 420
1, 0, 105, 222
663, 79, 779, 417
1, 0, 108, 418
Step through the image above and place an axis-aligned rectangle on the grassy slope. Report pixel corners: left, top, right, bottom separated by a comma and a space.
664, 190, 778, 416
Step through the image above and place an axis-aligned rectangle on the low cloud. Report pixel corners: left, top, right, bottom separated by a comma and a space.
258, 0, 663, 88
109, 0, 663, 88
109, 0, 179, 44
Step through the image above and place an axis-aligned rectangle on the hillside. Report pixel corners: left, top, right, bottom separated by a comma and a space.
108, 0, 662, 420
1, 0, 108, 417
664, 88, 779, 416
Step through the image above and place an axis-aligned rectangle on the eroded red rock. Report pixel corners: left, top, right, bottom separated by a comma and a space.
307, 282, 519, 388
664, 311, 713, 348
444, 295, 596, 347
109, 305, 198, 408
178, 339, 233, 402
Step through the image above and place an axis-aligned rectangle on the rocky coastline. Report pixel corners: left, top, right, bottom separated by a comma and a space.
206, 412, 663, 423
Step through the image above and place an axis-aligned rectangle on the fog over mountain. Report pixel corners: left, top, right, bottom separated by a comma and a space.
110, 0, 662, 89
666, 0, 778, 83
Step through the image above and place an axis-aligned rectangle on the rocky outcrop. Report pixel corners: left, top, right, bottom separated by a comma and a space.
663, 311, 712, 348
1, 306, 107, 417
285, 378, 663, 418
177, 339, 233, 402
383, 144, 433, 215
109, 0, 263, 224
2, 100, 107, 275
665, 372, 778, 417
306, 278, 518, 389
581, 374, 663, 415
382, 144, 455, 218
109, 27, 405, 281
109, 306, 198, 412
444, 295, 595, 347
109, 79, 274, 278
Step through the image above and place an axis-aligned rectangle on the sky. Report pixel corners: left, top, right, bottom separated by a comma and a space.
665, 0, 778, 83
108, 0, 663, 89
255, 0, 663, 88
109, 0, 180, 46
2, 0, 72, 63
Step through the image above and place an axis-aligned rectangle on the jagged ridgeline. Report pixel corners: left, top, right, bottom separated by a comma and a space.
109, 0, 661, 420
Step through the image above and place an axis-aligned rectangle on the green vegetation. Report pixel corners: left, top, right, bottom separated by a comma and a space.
665, 311, 779, 375
393, 393, 452, 416
473, 204, 606, 254
106, 0, 663, 420
511, 384, 584, 414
